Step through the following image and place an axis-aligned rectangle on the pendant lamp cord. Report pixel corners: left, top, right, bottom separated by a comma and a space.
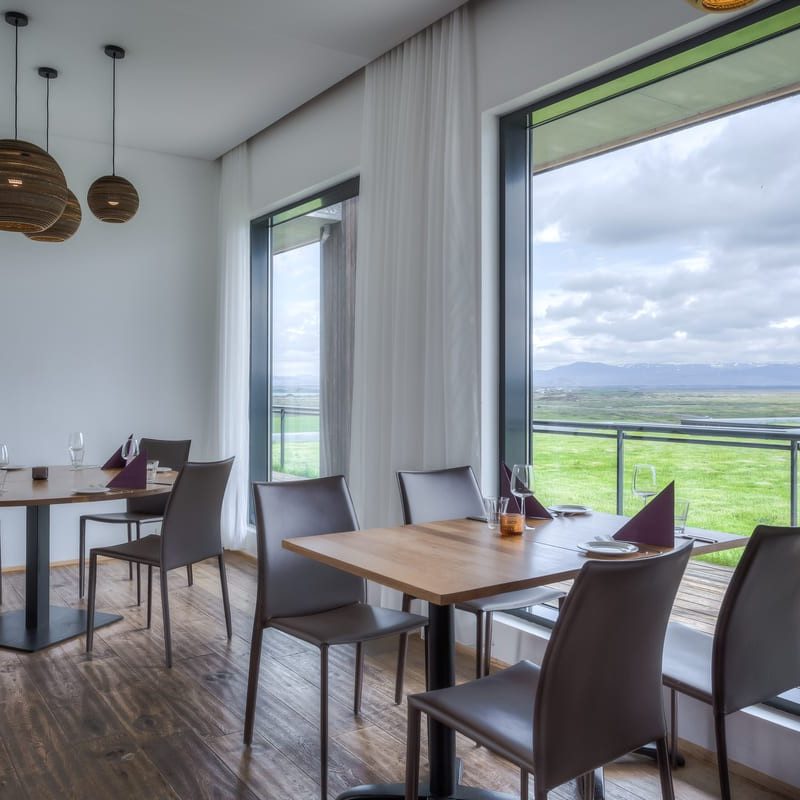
13, 22, 18, 139
45, 73, 50, 152
111, 54, 116, 176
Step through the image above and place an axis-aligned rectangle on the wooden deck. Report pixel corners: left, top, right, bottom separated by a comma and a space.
0, 553, 788, 799
672, 559, 733, 635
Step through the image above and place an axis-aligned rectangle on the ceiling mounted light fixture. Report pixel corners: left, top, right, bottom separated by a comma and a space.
26, 67, 82, 243
0, 11, 69, 234
684, 0, 759, 12
87, 45, 139, 223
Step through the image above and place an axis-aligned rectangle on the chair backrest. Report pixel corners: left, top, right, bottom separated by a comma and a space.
713, 525, 800, 714
160, 458, 233, 570
252, 476, 365, 622
533, 544, 692, 792
397, 466, 485, 525
128, 438, 192, 515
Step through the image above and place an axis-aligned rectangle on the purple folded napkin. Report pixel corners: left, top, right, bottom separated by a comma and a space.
501, 463, 553, 519
102, 434, 133, 470
106, 451, 147, 489
613, 481, 675, 547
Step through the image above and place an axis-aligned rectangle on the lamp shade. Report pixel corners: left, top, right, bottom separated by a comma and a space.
25, 188, 82, 242
684, 0, 757, 11
87, 174, 139, 223
0, 138, 69, 232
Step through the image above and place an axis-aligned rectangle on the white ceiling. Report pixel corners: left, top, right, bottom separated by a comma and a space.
0, 0, 467, 161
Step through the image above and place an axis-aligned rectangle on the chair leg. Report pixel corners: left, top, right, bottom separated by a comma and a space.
135, 523, 142, 606
655, 736, 675, 800
473, 610, 484, 680
160, 568, 173, 668
187, 563, 193, 586
218, 554, 232, 639
404, 703, 422, 800
669, 689, 679, 767
714, 711, 732, 800
320, 645, 329, 800
243, 621, 264, 745
520, 769, 529, 799
79, 518, 86, 599
484, 611, 494, 677
354, 641, 364, 716
146, 566, 153, 629
127, 523, 133, 580
395, 592, 412, 704
86, 552, 98, 652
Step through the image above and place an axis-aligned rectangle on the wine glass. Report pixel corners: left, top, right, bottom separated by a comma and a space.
68, 432, 85, 469
632, 464, 657, 507
121, 437, 140, 465
0, 443, 8, 469
511, 464, 535, 530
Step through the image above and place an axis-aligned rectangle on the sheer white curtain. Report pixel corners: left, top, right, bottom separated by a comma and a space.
215, 142, 250, 548
349, 7, 480, 535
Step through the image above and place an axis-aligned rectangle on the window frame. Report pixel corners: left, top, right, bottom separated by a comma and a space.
249, 176, 360, 500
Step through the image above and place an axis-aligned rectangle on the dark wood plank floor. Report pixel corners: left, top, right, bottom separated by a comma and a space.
0, 553, 789, 799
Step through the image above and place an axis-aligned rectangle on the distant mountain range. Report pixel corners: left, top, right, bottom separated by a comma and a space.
534, 362, 800, 388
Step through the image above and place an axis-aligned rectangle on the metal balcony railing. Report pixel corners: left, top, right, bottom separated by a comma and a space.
531, 419, 800, 526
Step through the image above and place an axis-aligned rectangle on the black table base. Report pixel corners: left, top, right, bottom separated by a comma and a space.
0, 505, 122, 652
336, 783, 517, 799
0, 606, 121, 652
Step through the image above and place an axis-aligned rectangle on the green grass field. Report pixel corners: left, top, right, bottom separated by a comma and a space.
270, 389, 800, 566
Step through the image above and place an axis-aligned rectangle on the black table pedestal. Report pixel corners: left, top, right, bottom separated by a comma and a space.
0, 506, 122, 652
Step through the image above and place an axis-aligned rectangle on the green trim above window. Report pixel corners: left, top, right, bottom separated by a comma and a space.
529, 4, 800, 128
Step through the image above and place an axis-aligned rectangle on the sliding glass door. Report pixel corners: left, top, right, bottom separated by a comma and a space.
250, 178, 359, 485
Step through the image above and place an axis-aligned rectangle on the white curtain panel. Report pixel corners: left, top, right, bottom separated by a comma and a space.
215, 142, 251, 548
349, 6, 480, 536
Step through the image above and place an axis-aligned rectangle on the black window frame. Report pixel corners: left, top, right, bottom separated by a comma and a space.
249, 176, 360, 508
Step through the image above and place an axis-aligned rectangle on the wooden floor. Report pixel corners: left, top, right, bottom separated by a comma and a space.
0, 553, 789, 799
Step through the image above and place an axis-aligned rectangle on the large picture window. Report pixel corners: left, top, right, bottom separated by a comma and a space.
250, 178, 359, 487
501, 0, 800, 545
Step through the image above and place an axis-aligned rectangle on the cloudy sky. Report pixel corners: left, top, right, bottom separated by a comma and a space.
532, 92, 800, 370
272, 242, 320, 383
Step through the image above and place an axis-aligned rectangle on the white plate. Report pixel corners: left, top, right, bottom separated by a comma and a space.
155, 467, 172, 473
1, 465, 25, 471
73, 485, 110, 495
577, 540, 639, 556
550, 504, 591, 515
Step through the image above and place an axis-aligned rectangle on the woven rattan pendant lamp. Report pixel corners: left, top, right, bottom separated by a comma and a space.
26, 68, 82, 243
0, 12, 68, 234
684, 0, 758, 11
87, 45, 139, 223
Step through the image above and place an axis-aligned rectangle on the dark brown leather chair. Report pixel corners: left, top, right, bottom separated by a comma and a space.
405, 543, 692, 800
85, 458, 234, 668
662, 525, 800, 800
244, 476, 427, 800
395, 466, 563, 696
79, 437, 192, 602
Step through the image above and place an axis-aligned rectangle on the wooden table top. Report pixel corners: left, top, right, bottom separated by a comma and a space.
0, 466, 176, 508
283, 512, 747, 606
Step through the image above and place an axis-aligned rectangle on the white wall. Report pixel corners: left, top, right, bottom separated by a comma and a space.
0, 135, 219, 568
249, 72, 364, 218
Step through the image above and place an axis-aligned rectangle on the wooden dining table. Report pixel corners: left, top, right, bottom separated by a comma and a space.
0, 465, 173, 652
284, 511, 747, 800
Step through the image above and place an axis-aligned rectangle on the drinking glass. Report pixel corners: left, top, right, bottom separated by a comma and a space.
0, 443, 8, 469
68, 432, 85, 469
0, 469, 6, 494
483, 496, 509, 531
675, 499, 690, 536
121, 437, 140, 465
147, 459, 160, 482
511, 464, 535, 530
632, 464, 657, 507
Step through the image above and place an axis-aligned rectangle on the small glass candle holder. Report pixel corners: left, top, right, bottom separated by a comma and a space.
499, 511, 524, 537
